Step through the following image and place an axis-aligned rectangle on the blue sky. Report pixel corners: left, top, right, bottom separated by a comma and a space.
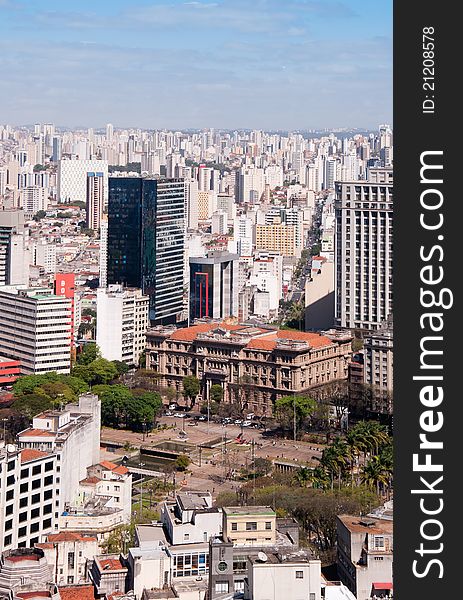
0, 0, 392, 130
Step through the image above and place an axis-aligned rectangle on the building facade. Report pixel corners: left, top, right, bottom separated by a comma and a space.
334, 180, 393, 330
0, 287, 72, 374
86, 171, 105, 231
57, 159, 108, 205
145, 322, 352, 415
96, 285, 149, 365
189, 252, 239, 323
107, 177, 185, 324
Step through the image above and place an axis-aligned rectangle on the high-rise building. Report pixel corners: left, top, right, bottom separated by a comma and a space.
0, 444, 58, 551
58, 159, 108, 205
0, 287, 72, 374
189, 251, 239, 322
334, 181, 393, 330
255, 224, 297, 257
99, 216, 108, 288
96, 285, 149, 365
33, 241, 57, 274
107, 177, 185, 324
54, 273, 76, 349
86, 171, 105, 230
0, 209, 29, 287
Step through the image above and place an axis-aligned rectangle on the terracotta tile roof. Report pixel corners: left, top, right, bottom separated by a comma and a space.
99, 460, 118, 470
35, 543, 54, 550
47, 532, 97, 543
58, 585, 95, 600
246, 336, 277, 351
19, 428, 55, 438
99, 558, 124, 571
17, 593, 50, 599
20, 449, 50, 463
170, 322, 243, 342
80, 476, 101, 485
276, 330, 332, 348
112, 465, 129, 475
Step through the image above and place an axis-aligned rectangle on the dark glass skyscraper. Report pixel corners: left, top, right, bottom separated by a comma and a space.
107, 177, 185, 324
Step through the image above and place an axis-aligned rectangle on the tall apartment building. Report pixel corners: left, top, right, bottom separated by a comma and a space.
237, 166, 265, 203
96, 285, 149, 365
0, 444, 58, 551
0, 208, 29, 287
107, 177, 185, 325
86, 171, 105, 231
0, 287, 72, 374
57, 159, 108, 205
189, 252, 239, 322
145, 322, 352, 415
54, 273, 77, 349
33, 241, 57, 274
334, 181, 393, 330
255, 224, 297, 257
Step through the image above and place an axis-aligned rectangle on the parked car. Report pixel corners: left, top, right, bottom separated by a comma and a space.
234, 419, 243, 425
175, 412, 187, 418
242, 421, 252, 427
169, 404, 177, 410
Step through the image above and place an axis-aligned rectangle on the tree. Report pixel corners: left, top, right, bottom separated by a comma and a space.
175, 454, 191, 471
182, 376, 200, 406
33, 210, 47, 221
112, 360, 130, 376
73, 358, 118, 385
294, 466, 313, 487
94, 384, 132, 428
12, 393, 53, 419
275, 395, 317, 435
77, 343, 100, 365
125, 396, 155, 432
210, 384, 224, 404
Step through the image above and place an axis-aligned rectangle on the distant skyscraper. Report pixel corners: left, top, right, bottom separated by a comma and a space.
99, 216, 108, 288
58, 159, 108, 204
189, 251, 238, 322
107, 177, 185, 324
0, 208, 29, 287
86, 171, 105, 230
335, 181, 393, 330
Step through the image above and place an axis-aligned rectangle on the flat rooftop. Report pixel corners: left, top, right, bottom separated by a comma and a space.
337, 515, 393, 535
223, 506, 276, 517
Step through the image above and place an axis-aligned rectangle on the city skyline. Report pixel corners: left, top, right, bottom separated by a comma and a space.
0, 0, 392, 130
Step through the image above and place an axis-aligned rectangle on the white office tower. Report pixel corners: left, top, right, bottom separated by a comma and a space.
20, 185, 48, 214
198, 165, 213, 191
0, 444, 58, 550
106, 123, 114, 142
234, 215, 253, 257
58, 158, 108, 204
33, 241, 57, 274
0, 168, 7, 195
216, 194, 236, 220
335, 181, 393, 330
96, 285, 149, 366
324, 157, 339, 190
0, 287, 72, 374
17, 393, 101, 511
285, 207, 304, 252
211, 210, 228, 235
99, 217, 108, 288
264, 164, 284, 189
86, 171, 105, 230
239, 166, 265, 203
0, 209, 29, 287
185, 179, 199, 230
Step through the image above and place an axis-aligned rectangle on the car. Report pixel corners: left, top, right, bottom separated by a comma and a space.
165, 411, 174, 416
246, 413, 255, 419
169, 404, 177, 410
242, 421, 252, 427
175, 412, 187, 418
198, 415, 207, 421
234, 419, 243, 425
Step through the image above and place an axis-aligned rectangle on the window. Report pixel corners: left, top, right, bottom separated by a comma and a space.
43, 518, 52, 529
44, 490, 53, 500
20, 482, 28, 493
7, 461, 15, 472
45, 462, 54, 472
295, 571, 304, 579
6, 504, 13, 515
184, 534, 190, 541
32, 493, 40, 504
6, 490, 13, 501
44, 475, 53, 486
374, 536, 385, 549
7, 475, 15, 486
310, 594, 316, 600
32, 479, 41, 490
215, 582, 229, 594
67, 577, 74, 585
265, 522, 272, 530
231, 522, 238, 531
5, 519, 13, 531
43, 504, 52, 514
32, 465, 41, 475
3, 535, 12, 547
20, 468, 29, 479
19, 512, 28, 522
68, 552, 75, 569
18, 526, 27, 538
30, 522, 40, 533
246, 522, 257, 531
31, 508, 40, 519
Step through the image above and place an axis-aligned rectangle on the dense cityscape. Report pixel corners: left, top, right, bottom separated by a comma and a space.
0, 121, 393, 600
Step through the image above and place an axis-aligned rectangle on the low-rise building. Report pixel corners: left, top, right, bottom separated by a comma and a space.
36, 532, 98, 586
146, 322, 352, 416
89, 555, 128, 597
336, 503, 393, 600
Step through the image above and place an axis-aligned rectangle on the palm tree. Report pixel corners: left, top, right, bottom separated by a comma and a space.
361, 455, 390, 496
294, 466, 312, 487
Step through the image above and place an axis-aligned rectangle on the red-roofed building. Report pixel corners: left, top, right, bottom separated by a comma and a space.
89, 555, 128, 597
0, 356, 20, 385
58, 585, 95, 600
146, 321, 352, 416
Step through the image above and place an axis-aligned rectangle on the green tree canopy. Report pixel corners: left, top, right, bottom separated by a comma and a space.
182, 376, 200, 403
210, 384, 224, 404
175, 454, 191, 471
77, 343, 101, 365
112, 360, 130, 376
275, 395, 317, 433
